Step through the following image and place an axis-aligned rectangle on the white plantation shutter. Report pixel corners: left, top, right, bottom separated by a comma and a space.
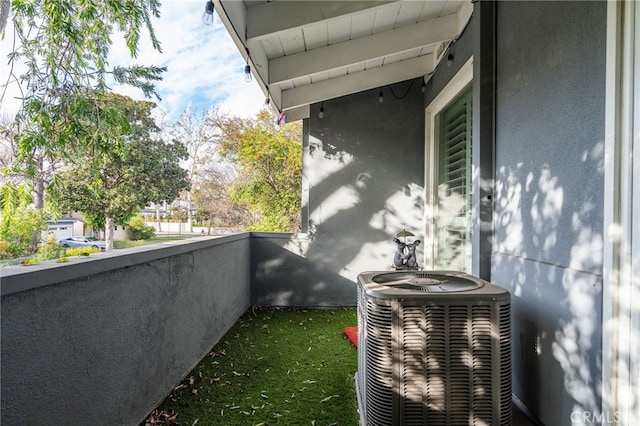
435, 85, 472, 271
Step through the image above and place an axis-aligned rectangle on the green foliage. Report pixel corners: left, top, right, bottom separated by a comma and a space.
147, 308, 358, 425
113, 239, 145, 249
48, 93, 189, 244
65, 246, 99, 257
128, 216, 155, 240
0, 182, 47, 258
219, 111, 302, 232
34, 233, 63, 261
0, 240, 25, 259
7, 0, 166, 176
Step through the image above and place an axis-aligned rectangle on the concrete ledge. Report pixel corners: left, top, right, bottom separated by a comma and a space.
0, 233, 248, 296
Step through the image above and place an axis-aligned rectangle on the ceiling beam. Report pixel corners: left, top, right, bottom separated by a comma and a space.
269, 14, 457, 85
281, 54, 434, 110
282, 105, 310, 122
246, 0, 399, 41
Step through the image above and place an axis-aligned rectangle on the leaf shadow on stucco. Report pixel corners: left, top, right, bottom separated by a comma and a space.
492, 147, 605, 421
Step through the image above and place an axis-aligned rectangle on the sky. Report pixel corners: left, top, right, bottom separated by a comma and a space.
0, 0, 266, 124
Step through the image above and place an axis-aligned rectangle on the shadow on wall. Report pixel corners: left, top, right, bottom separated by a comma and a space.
492, 143, 605, 424
303, 83, 426, 285
250, 233, 357, 306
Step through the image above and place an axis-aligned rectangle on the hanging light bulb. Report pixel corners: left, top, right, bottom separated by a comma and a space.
447, 49, 454, 67
421, 80, 426, 93
378, 88, 384, 103
319, 102, 324, 118
202, 1, 214, 26
243, 48, 252, 83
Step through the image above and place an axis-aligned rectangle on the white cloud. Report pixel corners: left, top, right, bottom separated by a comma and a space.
0, 0, 266, 122
109, 0, 266, 122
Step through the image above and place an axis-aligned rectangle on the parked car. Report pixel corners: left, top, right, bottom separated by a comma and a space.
58, 236, 106, 252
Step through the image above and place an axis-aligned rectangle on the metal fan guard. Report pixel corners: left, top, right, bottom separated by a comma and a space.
371, 271, 482, 292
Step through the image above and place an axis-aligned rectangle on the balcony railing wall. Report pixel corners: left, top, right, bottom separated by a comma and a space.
1, 234, 251, 426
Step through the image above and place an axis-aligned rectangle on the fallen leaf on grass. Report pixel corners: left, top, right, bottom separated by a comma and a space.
320, 395, 340, 403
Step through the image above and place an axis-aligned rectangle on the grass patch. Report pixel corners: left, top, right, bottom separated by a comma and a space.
146, 236, 184, 244
114, 237, 182, 249
146, 307, 358, 426
113, 239, 146, 249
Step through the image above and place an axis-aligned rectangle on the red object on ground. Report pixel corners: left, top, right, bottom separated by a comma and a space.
343, 327, 358, 347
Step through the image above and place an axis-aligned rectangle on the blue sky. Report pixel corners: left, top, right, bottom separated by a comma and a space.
0, 0, 266, 124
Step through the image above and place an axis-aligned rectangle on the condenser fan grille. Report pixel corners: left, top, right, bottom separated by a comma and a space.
356, 271, 512, 426
371, 271, 482, 292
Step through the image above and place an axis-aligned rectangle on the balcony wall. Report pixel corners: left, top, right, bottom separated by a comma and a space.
0, 234, 251, 426
250, 232, 357, 306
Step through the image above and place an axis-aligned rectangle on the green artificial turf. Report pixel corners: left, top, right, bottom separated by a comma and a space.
145, 307, 359, 426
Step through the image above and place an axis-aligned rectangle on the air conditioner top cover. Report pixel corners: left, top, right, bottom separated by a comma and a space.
357, 270, 509, 301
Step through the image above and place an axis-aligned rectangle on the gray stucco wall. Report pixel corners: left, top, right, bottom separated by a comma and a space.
1, 235, 250, 425
299, 81, 425, 305
491, 2, 606, 424
249, 232, 355, 306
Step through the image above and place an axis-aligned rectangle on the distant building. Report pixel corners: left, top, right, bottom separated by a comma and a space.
44, 217, 84, 242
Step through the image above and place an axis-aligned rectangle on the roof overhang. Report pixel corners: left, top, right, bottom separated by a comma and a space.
214, 0, 473, 122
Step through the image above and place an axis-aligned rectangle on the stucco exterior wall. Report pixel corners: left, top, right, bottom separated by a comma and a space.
300, 81, 425, 305
1, 235, 250, 426
491, 2, 606, 424
249, 232, 356, 306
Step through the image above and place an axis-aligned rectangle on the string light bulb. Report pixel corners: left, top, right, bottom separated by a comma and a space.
243, 48, 252, 83
378, 88, 384, 103
319, 102, 324, 118
202, 1, 214, 26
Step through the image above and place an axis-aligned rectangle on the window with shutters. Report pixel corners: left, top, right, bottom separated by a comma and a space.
424, 58, 473, 271
435, 85, 472, 271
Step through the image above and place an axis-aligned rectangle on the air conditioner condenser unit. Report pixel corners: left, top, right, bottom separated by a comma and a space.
356, 270, 512, 426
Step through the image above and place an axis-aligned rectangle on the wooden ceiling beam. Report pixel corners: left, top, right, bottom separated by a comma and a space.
269, 14, 457, 85
246, 0, 399, 41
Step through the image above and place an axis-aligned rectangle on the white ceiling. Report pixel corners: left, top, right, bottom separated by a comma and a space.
214, 0, 473, 121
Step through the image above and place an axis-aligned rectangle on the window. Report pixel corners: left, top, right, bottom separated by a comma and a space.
435, 85, 472, 271
424, 58, 473, 272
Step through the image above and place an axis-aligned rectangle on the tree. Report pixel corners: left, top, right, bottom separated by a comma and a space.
0, 181, 46, 258
169, 106, 226, 232
2, 0, 165, 181
191, 163, 254, 233
50, 93, 189, 251
219, 110, 302, 232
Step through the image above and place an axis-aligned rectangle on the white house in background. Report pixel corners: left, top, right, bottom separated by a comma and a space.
44, 217, 84, 242
44, 216, 130, 242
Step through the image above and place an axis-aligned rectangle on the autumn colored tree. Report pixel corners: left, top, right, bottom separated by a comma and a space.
191, 163, 254, 233
219, 110, 302, 232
